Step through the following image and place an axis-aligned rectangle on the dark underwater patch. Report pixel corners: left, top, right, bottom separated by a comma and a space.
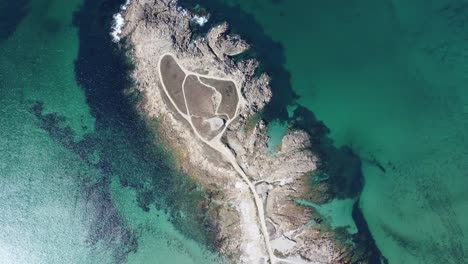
352, 201, 388, 264
26, 0, 221, 260
180, 0, 298, 121
179, 0, 385, 262
0, 0, 31, 41
42, 17, 61, 34
179, 0, 364, 200
74, 0, 216, 244
29, 100, 137, 264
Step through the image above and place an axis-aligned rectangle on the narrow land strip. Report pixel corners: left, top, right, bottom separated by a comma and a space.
158, 53, 277, 263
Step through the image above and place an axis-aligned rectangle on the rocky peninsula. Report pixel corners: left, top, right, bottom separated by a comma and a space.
116, 0, 363, 263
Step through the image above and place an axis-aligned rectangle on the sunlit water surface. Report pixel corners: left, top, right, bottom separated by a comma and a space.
0, 0, 224, 263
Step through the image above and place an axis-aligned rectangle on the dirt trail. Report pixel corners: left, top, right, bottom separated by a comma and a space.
158, 53, 277, 263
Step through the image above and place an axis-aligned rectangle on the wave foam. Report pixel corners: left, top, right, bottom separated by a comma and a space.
192, 15, 209, 26
110, 0, 131, 43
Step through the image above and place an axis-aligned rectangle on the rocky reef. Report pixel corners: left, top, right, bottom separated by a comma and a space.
117, 0, 369, 263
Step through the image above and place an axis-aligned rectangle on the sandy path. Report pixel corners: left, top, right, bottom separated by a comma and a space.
158, 53, 277, 263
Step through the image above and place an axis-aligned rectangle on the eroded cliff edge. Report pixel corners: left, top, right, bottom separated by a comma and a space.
117, 0, 364, 263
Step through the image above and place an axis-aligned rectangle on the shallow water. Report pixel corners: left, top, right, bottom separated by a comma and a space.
0, 0, 223, 263
184, 0, 468, 263
297, 198, 358, 235
4, 0, 468, 263
266, 120, 288, 152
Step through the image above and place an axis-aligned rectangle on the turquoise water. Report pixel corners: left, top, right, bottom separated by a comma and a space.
266, 120, 288, 152
0, 0, 223, 263
182, 0, 468, 263
297, 198, 358, 235
4, 0, 468, 263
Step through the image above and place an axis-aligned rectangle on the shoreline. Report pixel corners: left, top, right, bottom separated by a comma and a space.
116, 0, 382, 263
156, 52, 276, 262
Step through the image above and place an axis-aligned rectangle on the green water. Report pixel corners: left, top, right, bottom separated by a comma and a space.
297, 198, 358, 235
4, 0, 468, 263
0, 0, 223, 263
266, 120, 288, 152
186, 0, 468, 263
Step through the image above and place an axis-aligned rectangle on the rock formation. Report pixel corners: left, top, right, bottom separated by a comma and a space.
117, 0, 358, 263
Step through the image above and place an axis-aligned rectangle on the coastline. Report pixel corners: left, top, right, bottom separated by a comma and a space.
114, 0, 381, 263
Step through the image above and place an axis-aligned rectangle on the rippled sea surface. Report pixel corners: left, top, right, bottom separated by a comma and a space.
3, 0, 468, 263
0, 0, 224, 263
184, 0, 468, 263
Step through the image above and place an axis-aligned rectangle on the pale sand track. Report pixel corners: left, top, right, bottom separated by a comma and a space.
158, 53, 277, 263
